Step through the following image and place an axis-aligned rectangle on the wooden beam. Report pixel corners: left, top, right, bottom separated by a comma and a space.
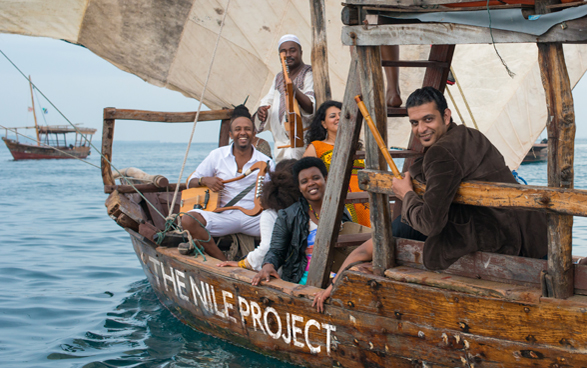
218, 118, 230, 147
342, 17, 587, 46
357, 46, 395, 276
103, 108, 233, 122
538, 40, 576, 299
359, 169, 587, 217
422, 45, 455, 91
381, 60, 450, 68
306, 50, 363, 288
309, 0, 332, 107
104, 183, 186, 194
344, 0, 498, 5
101, 110, 115, 186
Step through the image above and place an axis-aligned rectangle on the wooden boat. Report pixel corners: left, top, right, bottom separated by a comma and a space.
99, 0, 587, 361
2, 77, 96, 160
522, 141, 548, 164
6, 0, 587, 365
2, 125, 96, 160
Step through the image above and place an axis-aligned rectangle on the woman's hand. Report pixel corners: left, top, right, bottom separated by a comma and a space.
312, 284, 333, 313
252, 264, 280, 286
216, 261, 238, 267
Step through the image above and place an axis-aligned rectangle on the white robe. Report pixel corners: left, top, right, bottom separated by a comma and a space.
254, 69, 315, 162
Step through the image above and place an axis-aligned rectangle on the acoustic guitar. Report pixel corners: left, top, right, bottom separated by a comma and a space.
180, 161, 269, 216
278, 51, 304, 149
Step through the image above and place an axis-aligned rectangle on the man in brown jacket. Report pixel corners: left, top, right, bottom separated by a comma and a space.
313, 86, 548, 311
392, 86, 547, 269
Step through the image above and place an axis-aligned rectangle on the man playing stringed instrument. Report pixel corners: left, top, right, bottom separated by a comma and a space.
181, 105, 275, 261
254, 34, 315, 162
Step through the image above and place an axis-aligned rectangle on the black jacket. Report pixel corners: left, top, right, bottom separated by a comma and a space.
262, 197, 352, 283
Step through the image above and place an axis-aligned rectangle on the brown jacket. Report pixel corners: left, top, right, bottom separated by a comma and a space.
403, 123, 547, 270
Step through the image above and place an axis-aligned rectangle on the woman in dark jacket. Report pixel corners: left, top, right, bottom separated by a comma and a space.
252, 157, 351, 285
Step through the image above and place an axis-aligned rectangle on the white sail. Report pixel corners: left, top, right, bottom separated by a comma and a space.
0, 0, 585, 168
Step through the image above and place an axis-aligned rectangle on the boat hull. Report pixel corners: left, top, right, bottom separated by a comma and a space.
522, 143, 548, 164
2, 137, 91, 160
128, 229, 587, 367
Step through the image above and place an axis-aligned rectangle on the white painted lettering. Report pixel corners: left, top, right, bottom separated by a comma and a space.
238, 296, 250, 326
305, 319, 321, 354
161, 264, 177, 295
250, 302, 266, 334
322, 323, 337, 355
291, 314, 305, 348
175, 270, 190, 302
282, 312, 292, 344
222, 290, 237, 323
263, 307, 282, 339
210, 286, 226, 318
189, 277, 210, 312
148, 256, 161, 286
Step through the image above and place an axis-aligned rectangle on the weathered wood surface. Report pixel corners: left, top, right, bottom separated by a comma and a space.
538, 39, 576, 298
341, 17, 587, 46
218, 118, 231, 147
101, 117, 115, 186
130, 234, 587, 367
344, 0, 502, 5
381, 60, 450, 68
105, 190, 144, 224
306, 50, 364, 288
334, 270, 587, 348
384, 266, 542, 303
104, 183, 186, 194
358, 46, 395, 276
358, 169, 587, 217
103, 107, 233, 122
309, 0, 332, 107
395, 239, 549, 287
422, 45, 454, 92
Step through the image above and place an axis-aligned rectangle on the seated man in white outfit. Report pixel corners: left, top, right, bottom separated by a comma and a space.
254, 34, 315, 162
181, 105, 275, 261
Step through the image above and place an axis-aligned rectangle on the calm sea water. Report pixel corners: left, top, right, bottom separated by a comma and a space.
2, 139, 587, 368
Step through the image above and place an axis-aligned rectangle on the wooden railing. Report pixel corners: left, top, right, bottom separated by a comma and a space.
101, 108, 233, 187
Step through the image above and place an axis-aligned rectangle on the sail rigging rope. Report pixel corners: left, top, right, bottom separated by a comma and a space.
0, 49, 173, 229
486, 0, 515, 78
167, 0, 233, 217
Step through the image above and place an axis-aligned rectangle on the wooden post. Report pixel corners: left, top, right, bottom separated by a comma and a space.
357, 46, 394, 275
219, 118, 231, 147
536, 0, 574, 299
309, 0, 332, 107
306, 50, 362, 288
537, 43, 575, 299
102, 108, 116, 186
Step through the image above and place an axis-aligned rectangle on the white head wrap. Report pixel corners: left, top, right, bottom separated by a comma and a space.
278, 34, 301, 50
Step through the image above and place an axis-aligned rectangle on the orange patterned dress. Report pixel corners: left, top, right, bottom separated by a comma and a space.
310, 140, 371, 227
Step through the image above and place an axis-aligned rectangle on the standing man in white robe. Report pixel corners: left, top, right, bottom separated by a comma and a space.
254, 34, 315, 162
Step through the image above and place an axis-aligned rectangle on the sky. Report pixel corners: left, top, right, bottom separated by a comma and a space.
2, 33, 587, 145
0, 33, 274, 144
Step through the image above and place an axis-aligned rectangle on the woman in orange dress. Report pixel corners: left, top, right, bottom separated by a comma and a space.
303, 100, 370, 227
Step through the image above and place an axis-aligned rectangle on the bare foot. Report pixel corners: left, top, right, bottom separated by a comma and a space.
387, 93, 402, 108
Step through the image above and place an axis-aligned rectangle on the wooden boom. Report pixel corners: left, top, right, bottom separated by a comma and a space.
279, 52, 304, 149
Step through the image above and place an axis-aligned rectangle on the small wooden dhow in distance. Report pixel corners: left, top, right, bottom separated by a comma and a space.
2, 77, 96, 160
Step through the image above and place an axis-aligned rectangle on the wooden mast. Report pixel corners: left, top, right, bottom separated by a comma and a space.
536, 0, 576, 299
309, 0, 332, 107
28, 76, 40, 146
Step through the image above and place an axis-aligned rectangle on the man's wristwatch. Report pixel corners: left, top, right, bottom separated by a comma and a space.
198, 177, 203, 186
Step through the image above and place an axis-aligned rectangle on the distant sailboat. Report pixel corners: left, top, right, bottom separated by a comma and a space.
1, 76, 96, 160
